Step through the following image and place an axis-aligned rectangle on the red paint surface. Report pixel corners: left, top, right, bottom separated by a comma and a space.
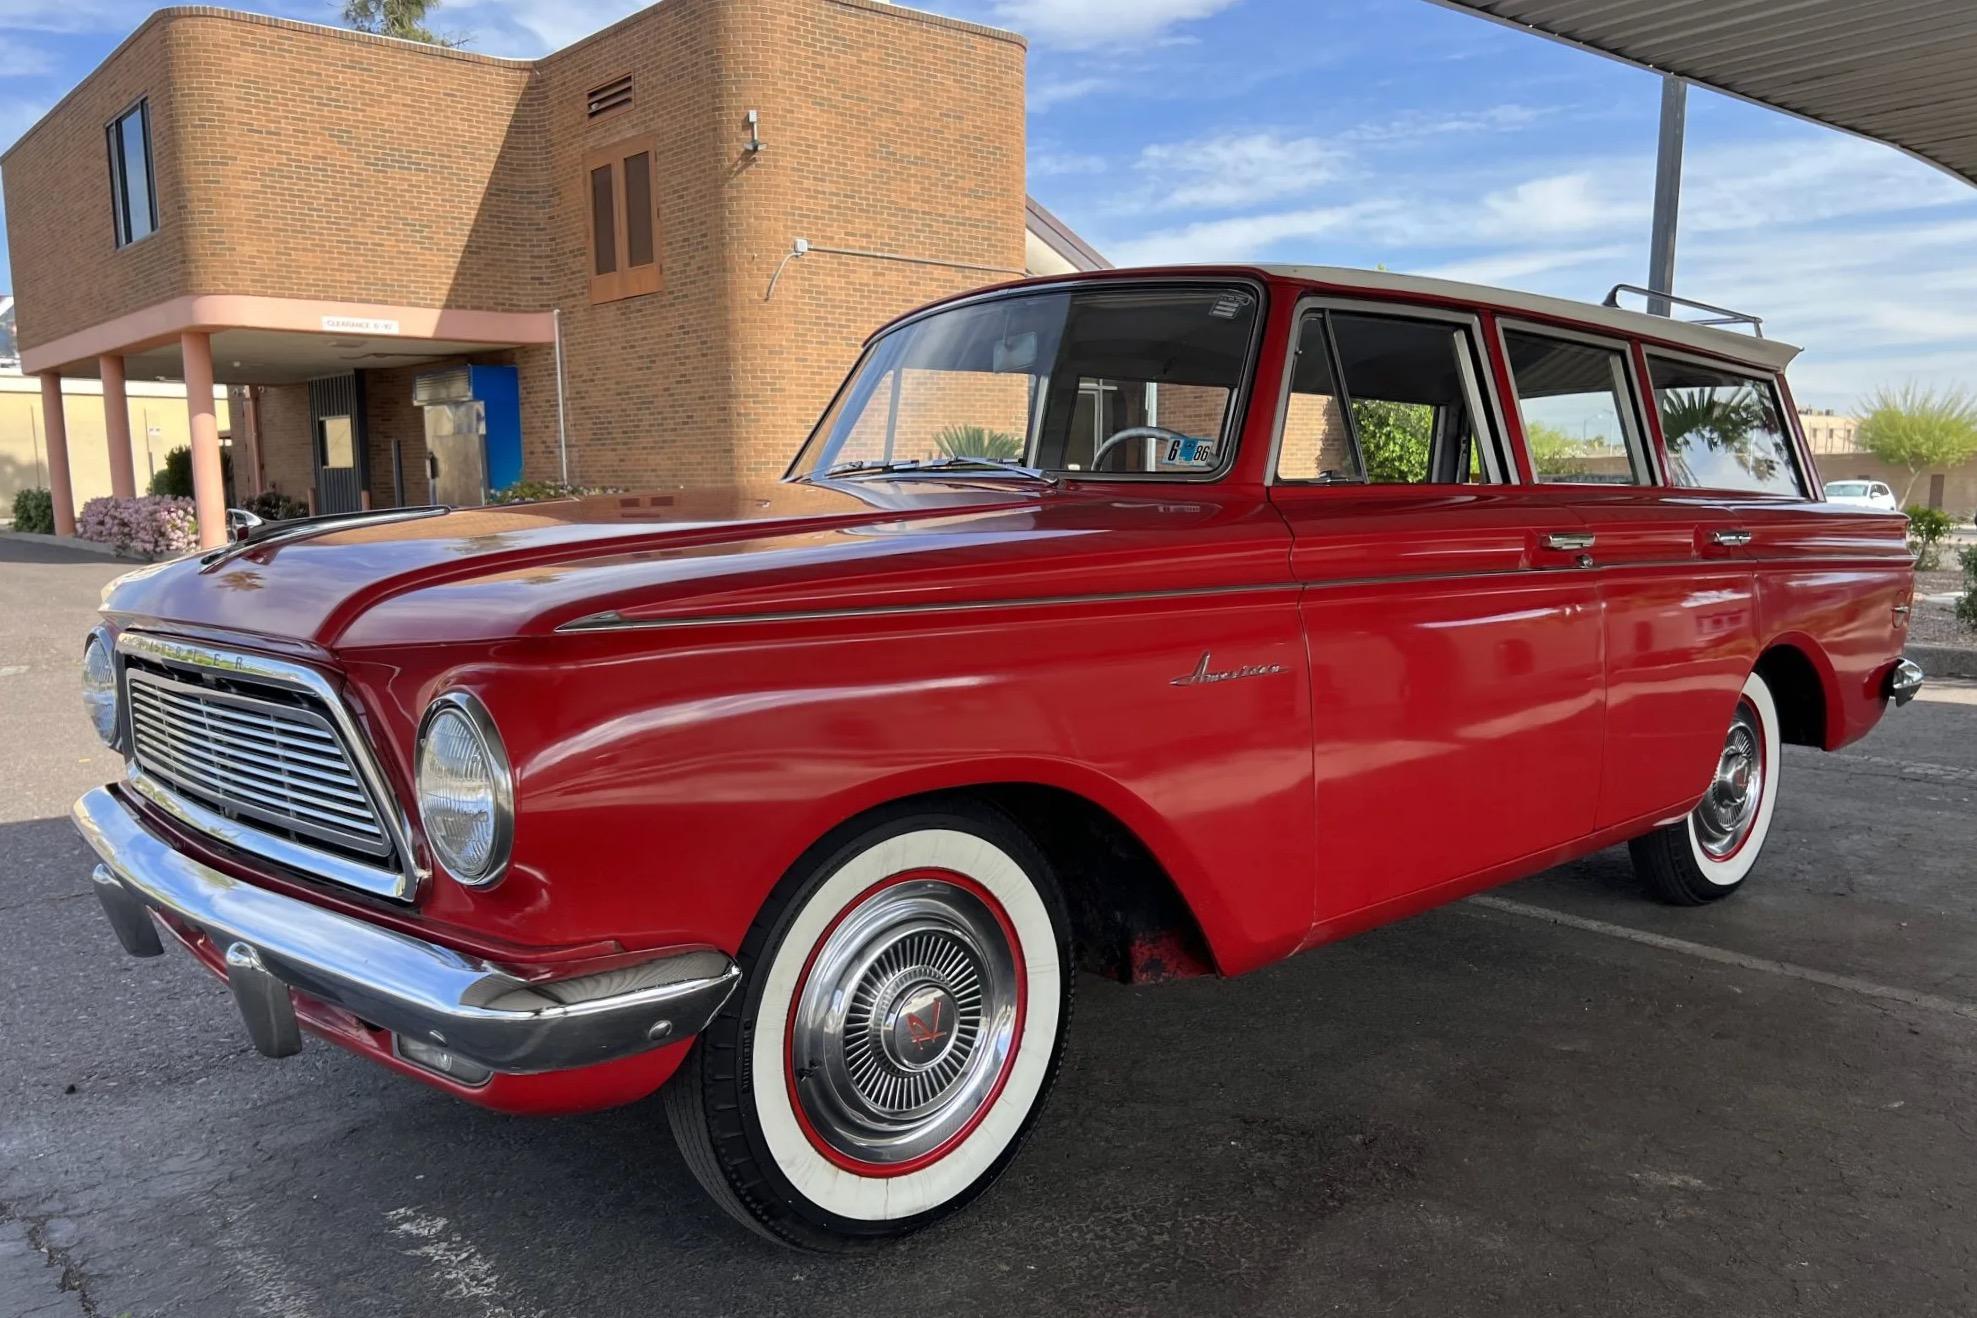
97, 268, 1914, 1113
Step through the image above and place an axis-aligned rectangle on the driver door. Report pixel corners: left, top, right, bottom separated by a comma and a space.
1270, 301, 1607, 938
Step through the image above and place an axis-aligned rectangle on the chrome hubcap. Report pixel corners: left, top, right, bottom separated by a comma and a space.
790, 877, 1020, 1167
1694, 701, 1763, 859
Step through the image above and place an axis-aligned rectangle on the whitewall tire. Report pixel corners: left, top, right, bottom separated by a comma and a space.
1629, 671, 1782, 904
665, 800, 1072, 1249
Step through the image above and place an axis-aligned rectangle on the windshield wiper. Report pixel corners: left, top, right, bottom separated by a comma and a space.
820, 456, 1058, 485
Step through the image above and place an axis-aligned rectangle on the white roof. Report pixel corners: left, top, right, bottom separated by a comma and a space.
1257, 265, 1800, 372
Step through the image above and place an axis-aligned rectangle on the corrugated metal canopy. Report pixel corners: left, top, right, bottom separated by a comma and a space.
1430, 0, 1977, 188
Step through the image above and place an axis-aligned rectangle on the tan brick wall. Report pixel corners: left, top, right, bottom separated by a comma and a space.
1277, 391, 1350, 480
1, 20, 187, 352
254, 382, 314, 501
6, 0, 1027, 495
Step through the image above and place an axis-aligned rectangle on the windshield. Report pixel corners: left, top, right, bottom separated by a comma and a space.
790, 284, 1261, 481
1825, 481, 1871, 496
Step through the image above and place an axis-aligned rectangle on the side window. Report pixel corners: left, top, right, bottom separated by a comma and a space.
1644, 355, 1805, 496
1503, 330, 1650, 485
1276, 310, 1501, 484
107, 99, 157, 248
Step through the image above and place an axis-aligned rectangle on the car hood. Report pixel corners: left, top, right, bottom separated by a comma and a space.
104, 479, 1290, 652
99, 481, 1074, 650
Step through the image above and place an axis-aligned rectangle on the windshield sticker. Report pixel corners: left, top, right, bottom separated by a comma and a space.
1209, 291, 1254, 320
1162, 436, 1217, 468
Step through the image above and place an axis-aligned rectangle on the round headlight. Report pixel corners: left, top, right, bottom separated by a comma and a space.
82, 634, 119, 747
416, 693, 513, 886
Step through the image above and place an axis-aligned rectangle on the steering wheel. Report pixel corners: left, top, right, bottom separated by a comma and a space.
1090, 425, 1187, 471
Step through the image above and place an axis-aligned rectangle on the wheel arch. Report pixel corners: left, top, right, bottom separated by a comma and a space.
1753, 634, 1840, 750
785, 764, 1228, 982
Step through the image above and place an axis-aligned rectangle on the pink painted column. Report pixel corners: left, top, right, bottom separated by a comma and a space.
181, 331, 227, 548
99, 354, 137, 499
38, 373, 77, 537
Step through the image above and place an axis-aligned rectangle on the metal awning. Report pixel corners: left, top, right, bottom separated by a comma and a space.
1428, 0, 1977, 188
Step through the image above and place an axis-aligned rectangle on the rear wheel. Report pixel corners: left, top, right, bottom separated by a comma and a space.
665, 801, 1072, 1250
1629, 671, 1781, 905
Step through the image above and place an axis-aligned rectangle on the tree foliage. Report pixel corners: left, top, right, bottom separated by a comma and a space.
1351, 399, 1431, 483
342, 0, 455, 45
1856, 384, 1977, 504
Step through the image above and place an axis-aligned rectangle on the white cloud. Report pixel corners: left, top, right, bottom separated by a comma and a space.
1341, 104, 1546, 143
1030, 146, 1109, 177
1029, 75, 1116, 111
991, 0, 1241, 49
0, 38, 56, 77
1134, 131, 1344, 211
1104, 201, 1381, 265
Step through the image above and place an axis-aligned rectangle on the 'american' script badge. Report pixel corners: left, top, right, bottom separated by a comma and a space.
1170, 652, 1288, 687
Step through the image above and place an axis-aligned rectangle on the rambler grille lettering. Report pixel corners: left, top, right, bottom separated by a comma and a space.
125, 669, 392, 858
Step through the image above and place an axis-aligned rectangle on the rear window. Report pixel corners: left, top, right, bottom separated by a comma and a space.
1644, 356, 1805, 497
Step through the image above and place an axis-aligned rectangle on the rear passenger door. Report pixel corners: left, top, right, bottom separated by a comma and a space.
1270, 302, 1606, 933
1639, 351, 1913, 748
1497, 325, 1758, 830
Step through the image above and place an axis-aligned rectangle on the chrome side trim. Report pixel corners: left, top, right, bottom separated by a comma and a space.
556, 582, 1304, 633
76, 787, 740, 1073
116, 631, 423, 901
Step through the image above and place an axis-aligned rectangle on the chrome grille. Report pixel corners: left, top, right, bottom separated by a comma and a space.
126, 668, 391, 857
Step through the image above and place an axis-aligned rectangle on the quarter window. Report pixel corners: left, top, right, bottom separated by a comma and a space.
1503, 331, 1650, 485
585, 138, 662, 303
1645, 356, 1805, 496
107, 100, 157, 248
1277, 310, 1501, 484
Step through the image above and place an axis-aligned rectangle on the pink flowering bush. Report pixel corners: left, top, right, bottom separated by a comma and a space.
76, 496, 200, 558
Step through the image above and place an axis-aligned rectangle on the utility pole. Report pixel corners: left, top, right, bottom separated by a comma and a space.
1647, 75, 1687, 317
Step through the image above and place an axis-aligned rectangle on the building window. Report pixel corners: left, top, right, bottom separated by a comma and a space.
107, 99, 158, 248
585, 137, 662, 303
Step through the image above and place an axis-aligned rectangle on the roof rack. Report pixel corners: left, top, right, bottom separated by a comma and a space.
1602, 285, 1764, 338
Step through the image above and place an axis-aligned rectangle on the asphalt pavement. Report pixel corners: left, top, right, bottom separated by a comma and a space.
3, 535, 1973, 1317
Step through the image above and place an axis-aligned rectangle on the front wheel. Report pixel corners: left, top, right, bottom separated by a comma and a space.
665, 801, 1072, 1250
1629, 671, 1782, 905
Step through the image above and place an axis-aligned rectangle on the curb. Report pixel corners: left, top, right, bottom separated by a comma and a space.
0, 530, 149, 561
1904, 643, 1977, 682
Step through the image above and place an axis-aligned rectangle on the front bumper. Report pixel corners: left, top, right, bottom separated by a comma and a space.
73, 786, 739, 1076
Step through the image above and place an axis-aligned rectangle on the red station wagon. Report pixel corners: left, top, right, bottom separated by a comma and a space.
74, 266, 1924, 1248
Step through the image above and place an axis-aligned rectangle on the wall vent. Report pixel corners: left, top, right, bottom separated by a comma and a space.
586, 74, 633, 119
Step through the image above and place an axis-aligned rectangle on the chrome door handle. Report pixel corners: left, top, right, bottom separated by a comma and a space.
1542, 532, 1595, 552
1710, 528, 1753, 547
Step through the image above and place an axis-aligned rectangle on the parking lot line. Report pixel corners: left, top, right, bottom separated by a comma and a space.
1466, 894, 1977, 1022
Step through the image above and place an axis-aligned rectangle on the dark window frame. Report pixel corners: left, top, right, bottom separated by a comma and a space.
1497, 321, 1657, 487
1642, 349, 1809, 499
1270, 297, 1514, 487
106, 98, 158, 250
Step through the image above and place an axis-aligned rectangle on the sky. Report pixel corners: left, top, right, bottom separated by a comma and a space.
2, 0, 1974, 408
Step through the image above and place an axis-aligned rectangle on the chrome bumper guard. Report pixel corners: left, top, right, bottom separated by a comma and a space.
1889, 657, 1925, 708
73, 787, 739, 1074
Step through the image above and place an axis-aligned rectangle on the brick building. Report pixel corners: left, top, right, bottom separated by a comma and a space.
2, 0, 1101, 544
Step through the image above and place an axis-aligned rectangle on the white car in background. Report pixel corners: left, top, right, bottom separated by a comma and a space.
1824, 480, 1899, 511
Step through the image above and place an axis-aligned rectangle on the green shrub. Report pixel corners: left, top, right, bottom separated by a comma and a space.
242, 490, 309, 522
933, 424, 1024, 462
11, 487, 55, 535
488, 480, 620, 504
148, 445, 233, 501
1905, 504, 1953, 570
1958, 545, 1977, 633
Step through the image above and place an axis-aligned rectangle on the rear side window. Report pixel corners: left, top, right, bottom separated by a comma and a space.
1503, 330, 1651, 484
1276, 309, 1503, 484
1644, 356, 1805, 496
